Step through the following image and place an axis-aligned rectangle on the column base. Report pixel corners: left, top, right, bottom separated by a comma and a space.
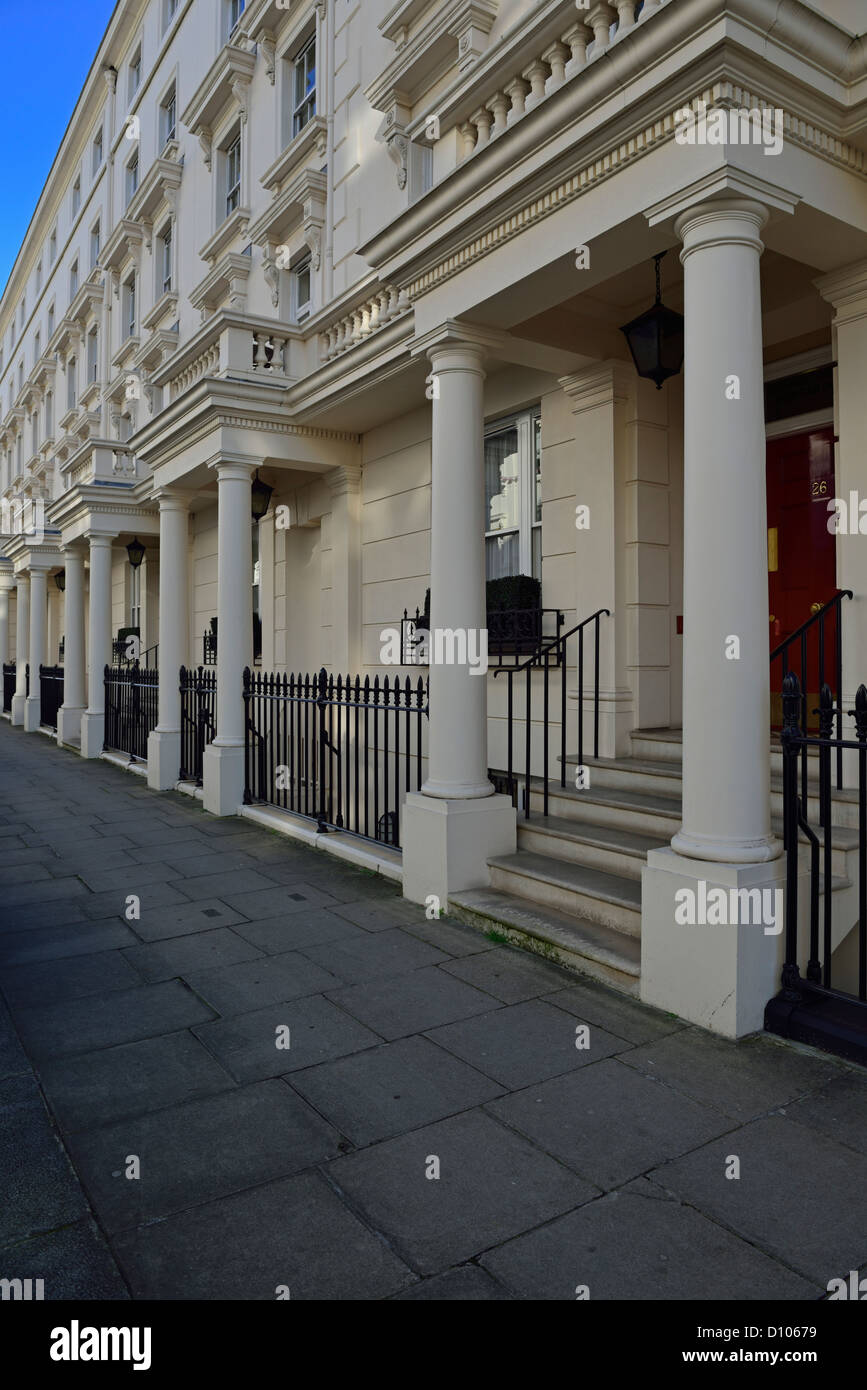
57, 705, 84, 748
10, 693, 26, 726
640, 847, 788, 1038
24, 695, 42, 732
80, 711, 105, 759
670, 827, 781, 864
202, 741, 245, 817
148, 728, 182, 792
401, 791, 516, 910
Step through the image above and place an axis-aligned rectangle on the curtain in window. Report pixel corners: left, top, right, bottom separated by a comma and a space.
485, 427, 519, 579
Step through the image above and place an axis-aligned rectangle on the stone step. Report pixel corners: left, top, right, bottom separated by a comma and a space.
569, 752, 683, 799
488, 850, 642, 937
448, 887, 640, 997
516, 814, 668, 881
526, 779, 683, 837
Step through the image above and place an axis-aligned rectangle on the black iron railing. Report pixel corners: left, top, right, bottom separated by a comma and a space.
2, 661, 14, 713
490, 607, 610, 819
104, 663, 159, 760
766, 672, 867, 1065
244, 666, 429, 847
203, 631, 217, 666
770, 589, 851, 797
111, 636, 158, 666
39, 665, 64, 731
400, 606, 565, 668
180, 665, 217, 785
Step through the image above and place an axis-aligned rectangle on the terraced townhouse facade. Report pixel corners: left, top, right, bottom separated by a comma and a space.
2, 0, 867, 1057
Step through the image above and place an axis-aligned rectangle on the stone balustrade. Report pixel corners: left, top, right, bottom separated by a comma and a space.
319, 284, 411, 362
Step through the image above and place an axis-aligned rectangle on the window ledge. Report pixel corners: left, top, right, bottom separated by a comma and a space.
199, 206, 251, 266
261, 116, 327, 193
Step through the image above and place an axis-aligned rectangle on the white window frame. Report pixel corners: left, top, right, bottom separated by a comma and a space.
90, 219, 101, 269
87, 326, 99, 383
92, 127, 104, 175
163, 0, 179, 33
49, 228, 57, 264
124, 275, 137, 339
72, 175, 81, 218
224, 132, 241, 218
292, 255, 312, 323
158, 222, 173, 295
67, 356, 77, 412
126, 152, 139, 205
47, 303, 55, 338
69, 260, 79, 299
292, 35, 316, 138
160, 85, 177, 148
484, 408, 542, 583
129, 45, 142, 100
227, 0, 245, 39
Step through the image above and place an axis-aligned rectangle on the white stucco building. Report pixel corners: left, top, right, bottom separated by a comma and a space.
3, 0, 867, 1058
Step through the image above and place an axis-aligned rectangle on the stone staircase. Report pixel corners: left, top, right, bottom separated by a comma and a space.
449, 727, 860, 999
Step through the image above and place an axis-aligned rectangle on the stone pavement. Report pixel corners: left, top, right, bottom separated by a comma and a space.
2, 721, 867, 1301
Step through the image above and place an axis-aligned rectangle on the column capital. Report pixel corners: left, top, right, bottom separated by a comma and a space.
815, 260, 867, 320
85, 531, 116, 549
326, 464, 362, 498
559, 360, 633, 413
674, 200, 769, 262
208, 458, 257, 484
62, 541, 87, 560
645, 170, 798, 232
153, 487, 194, 513
411, 319, 503, 368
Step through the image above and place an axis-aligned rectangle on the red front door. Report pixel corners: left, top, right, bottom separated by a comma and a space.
767, 426, 837, 723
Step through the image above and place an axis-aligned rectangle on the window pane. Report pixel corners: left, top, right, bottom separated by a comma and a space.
534, 416, 542, 524
531, 525, 542, 581
486, 532, 520, 582
485, 427, 520, 535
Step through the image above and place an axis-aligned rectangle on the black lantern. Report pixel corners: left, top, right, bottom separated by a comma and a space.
126, 536, 146, 569
251, 470, 274, 523
620, 251, 684, 390
54, 570, 66, 592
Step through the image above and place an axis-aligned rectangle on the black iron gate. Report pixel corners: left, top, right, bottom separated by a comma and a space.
104, 664, 158, 760
39, 665, 64, 731
766, 673, 867, 1065
180, 665, 217, 785
2, 662, 14, 713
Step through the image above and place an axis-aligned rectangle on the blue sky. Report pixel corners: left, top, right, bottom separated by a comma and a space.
0, 0, 118, 296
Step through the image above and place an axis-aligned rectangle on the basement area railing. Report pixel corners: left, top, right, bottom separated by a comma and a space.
104, 664, 158, 761
771, 589, 852, 797
180, 665, 217, 786
766, 673, 867, 1066
2, 662, 15, 713
39, 665, 64, 732
243, 666, 429, 847
489, 607, 610, 819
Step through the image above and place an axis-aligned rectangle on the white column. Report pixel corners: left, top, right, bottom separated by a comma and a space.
24, 567, 48, 732
57, 546, 87, 748
0, 569, 13, 667
11, 574, 29, 725
148, 492, 190, 790
641, 197, 785, 1038
80, 534, 115, 758
402, 331, 515, 908
203, 461, 253, 815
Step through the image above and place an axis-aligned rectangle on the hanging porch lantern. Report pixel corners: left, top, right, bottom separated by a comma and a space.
620, 251, 684, 390
251, 470, 274, 522
126, 536, 146, 569
54, 570, 66, 592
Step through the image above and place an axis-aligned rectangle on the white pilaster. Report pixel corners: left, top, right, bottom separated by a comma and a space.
57, 547, 86, 748
0, 569, 13, 668
24, 567, 48, 732
326, 464, 362, 674
81, 534, 115, 758
402, 327, 515, 908
203, 461, 254, 815
11, 574, 29, 725
148, 492, 190, 790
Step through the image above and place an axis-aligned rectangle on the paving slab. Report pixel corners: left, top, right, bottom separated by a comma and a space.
785, 1071, 867, 1156
327, 1109, 597, 1276
0, 919, 140, 966
221, 882, 340, 920
327, 965, 499, 1040
182, 952, 342, 1015
121, 929, 264, 984
544, 980, 688, 1046
1, 949, 142, 1010
120, 898, 249, 943
650, 1114, 867, 1286
427, 1000, 625, 1091
66, 1080, 342, 1233
441, 946, 586, 1004
393, 1266, 514, 1300
230, 908, 366, 955
486, 1057, 735, 1188
0, 998, 30, 1080
621, 1029, 842, 1121
300, 927, 449, 984
331, 898, 427, 933
38, 1031, 237, 1134
0, 900, 89, 934
482, 1178, 821, 1300
194, 994, 382, 1081
14, 981, 217, 1059
169, 868, 282, 902
400, 915, 499, 957
0, 1219, 130, 1300
81, 883, 192, 920
289, 1034, 504, 1145
112, 1171, 414, 1300
0, 1073, 89, 1247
